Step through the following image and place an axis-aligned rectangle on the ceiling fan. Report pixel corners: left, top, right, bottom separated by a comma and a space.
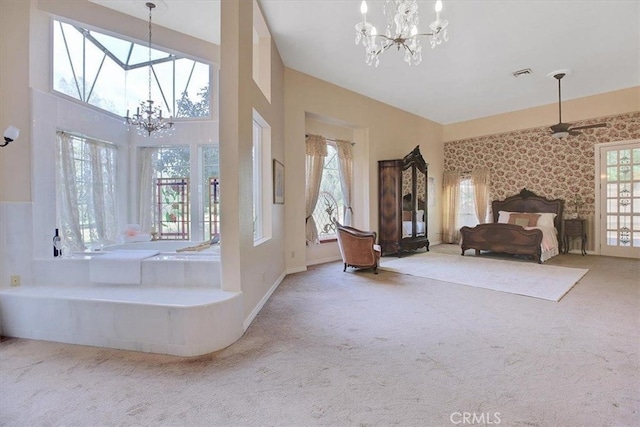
548, 70, 607, 139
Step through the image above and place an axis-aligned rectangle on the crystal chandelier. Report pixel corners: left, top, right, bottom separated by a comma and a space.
125, 2, 174, 138
355, 0, 449, 67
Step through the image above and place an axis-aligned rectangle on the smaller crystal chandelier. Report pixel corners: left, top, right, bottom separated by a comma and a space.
125, 2, 174, 137
355, 0, 449, 67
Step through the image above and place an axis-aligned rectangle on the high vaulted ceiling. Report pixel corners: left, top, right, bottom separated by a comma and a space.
91, 0, 639, 124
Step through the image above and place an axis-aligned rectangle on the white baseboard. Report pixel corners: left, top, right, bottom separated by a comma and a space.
244, 255, 341, 331
243, 271, 286, 331
306, 255, 342, 266
285, 266, 307, 275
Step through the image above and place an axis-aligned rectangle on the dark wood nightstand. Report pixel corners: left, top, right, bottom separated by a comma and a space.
563, 219, 586, 255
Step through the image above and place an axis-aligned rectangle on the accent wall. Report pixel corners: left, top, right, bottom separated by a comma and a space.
444, 111, 640, 251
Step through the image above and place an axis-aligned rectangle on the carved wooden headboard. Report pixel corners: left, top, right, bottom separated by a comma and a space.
492, 188, 564, 233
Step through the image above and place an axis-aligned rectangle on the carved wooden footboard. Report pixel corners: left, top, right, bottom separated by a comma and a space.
460, 223, 543, 263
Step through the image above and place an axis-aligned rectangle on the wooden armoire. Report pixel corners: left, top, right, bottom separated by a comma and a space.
378, 146, 429, 256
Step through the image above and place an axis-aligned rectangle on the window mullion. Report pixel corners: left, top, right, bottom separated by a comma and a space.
172, 57, 176, 116
59, 22, 83, 100
82, 33, 86, 101
151, 65, 171, 113
86, 53, 107, 104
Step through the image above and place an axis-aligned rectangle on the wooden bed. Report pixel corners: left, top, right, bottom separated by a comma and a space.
460, 188, 564, 263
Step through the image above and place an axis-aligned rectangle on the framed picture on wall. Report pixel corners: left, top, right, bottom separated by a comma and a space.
273, 159, 284, 204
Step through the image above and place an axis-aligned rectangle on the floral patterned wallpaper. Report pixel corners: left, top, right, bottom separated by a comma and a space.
444, 111, 640, 249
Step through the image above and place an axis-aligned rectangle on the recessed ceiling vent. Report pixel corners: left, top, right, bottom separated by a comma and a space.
512, 68, 533, 78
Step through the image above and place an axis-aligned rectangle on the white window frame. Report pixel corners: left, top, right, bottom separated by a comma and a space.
199, 145, 220, 239
252, 109, 272, 245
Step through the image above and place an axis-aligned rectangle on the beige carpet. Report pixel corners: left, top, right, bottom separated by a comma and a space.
1, 248, 638, 426
379, 252, 589, 301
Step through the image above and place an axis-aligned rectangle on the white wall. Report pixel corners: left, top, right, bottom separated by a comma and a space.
1, 0, 31, 203
219, 0, 287, 323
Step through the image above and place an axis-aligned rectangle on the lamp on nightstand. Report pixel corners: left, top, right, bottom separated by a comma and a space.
568, 194, 583, 219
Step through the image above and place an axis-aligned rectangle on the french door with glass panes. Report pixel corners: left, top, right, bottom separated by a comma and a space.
598, 140, 640, 258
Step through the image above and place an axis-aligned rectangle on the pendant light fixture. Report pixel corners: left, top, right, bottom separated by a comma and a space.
124, 2, 174, 137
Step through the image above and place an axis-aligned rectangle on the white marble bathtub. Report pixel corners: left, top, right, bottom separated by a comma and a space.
37, 250, 220, 288
100, 240, 220, 255
0, 242, 244, 357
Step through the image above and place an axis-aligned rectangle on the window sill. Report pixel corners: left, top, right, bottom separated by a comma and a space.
254, 236, 271, 247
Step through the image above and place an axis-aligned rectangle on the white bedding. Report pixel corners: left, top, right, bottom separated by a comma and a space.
526, 225, 559, 262
402, 221, 426, 238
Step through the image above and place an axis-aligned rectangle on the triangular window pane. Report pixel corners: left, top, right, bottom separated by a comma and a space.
128, 44, 173, 68
91, 31, 133, 66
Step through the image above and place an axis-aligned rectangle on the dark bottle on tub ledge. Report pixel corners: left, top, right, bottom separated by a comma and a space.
53, 228, 62, 257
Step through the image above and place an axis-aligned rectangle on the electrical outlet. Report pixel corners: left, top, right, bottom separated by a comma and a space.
10, 275, 21, 286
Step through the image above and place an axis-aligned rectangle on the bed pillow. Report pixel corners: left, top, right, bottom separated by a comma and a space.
508, 213, 541, 227
497, 211, 512, 224
417, 210, 425, 221
536, 212, 557, 228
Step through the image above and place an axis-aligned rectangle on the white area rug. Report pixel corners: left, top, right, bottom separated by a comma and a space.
379, 252, 588, 301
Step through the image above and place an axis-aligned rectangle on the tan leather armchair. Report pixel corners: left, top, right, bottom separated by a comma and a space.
335, 222, 382, 274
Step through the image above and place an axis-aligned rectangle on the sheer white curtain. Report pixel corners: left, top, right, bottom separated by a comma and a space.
335, 140, 354, 226
89, 143, 107, 239
442, 170, 462, 243
471, 167, 490, 224
305, 135, 327, 244
56, 132, 83, 251
55, 131, 117, 252
88, 141, 117, 243
139, 147, 158, 234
